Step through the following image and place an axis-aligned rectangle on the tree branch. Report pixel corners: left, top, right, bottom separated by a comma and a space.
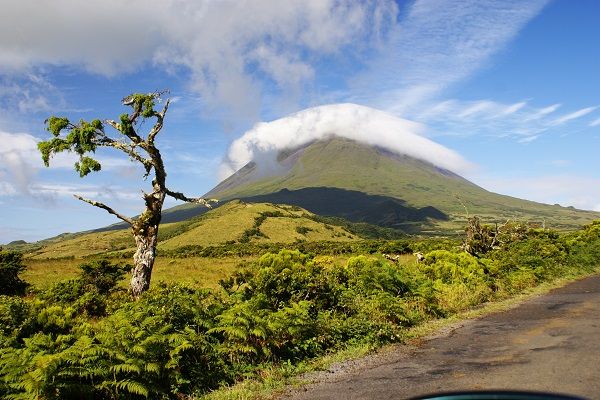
73, 194, 133, 225
165, 188, 218, 207
105, 119, 143, 144
105, 119, 121, 131
148, 99, 170, 144
96, 137, 153, 176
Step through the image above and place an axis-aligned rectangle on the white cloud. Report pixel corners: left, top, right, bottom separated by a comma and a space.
0, 130, 142, 196
0, 131, 39, 194
30, 183, 140, 202
0, 181, 17, 196
220, 103, 473, 179
457, 101, 497, 118
0, 0, 396, 118
551, 106, 597, 126
499, 101, 527, 116
518, 135, 538, 143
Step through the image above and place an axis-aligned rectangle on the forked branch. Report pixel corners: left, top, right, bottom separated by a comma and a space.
148, 99, 170, 144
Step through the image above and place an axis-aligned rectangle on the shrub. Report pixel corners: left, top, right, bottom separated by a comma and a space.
0, 250, 28, 296
79, 259, 130, 294
40, 260, 130, 317
490, 234, 567, 280
0, 296, 30, 345
421, 250, 487, 284
295, 226, 313, 235
377, 239, 413, 254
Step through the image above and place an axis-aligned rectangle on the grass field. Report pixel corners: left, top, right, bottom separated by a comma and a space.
22, 256, 248, 290
22, 253, 366, 291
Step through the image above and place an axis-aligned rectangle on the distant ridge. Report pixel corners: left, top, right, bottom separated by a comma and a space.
185, 137, 598, 233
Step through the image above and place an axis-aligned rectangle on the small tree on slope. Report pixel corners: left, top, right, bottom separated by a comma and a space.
38, 92, 216, 297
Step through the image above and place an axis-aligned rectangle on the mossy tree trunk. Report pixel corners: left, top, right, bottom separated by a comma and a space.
130, 188, 165, 297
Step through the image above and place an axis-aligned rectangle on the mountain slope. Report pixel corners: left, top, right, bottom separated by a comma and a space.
169, 137, 600, 233
25, 201, 358, 259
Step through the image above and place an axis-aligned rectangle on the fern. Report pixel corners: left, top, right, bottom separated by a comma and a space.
113, 379, 150, 397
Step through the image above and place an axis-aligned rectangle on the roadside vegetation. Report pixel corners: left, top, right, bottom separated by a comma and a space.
1, 220, 599, 399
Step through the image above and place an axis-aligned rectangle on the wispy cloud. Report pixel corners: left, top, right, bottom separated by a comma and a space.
518, 135, 538, 143
353, 0, 550, 113
29, 183, 140, 202
499, 102, 527, 116
413, 98, 598, 141
0, 130, 143, 197
522, 103, 562, 121
551, 106, 597, 126
589, 117, 600, 127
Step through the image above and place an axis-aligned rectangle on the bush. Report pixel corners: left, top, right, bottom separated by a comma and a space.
0, 296, 30, 346
377, 240, 412, 254
79, 259, 130, 294
40, 260, 130, 318
421, 250, 487, 284
295, 226, 313, 235
0, 250, 28, 296
490, 233, 567, 280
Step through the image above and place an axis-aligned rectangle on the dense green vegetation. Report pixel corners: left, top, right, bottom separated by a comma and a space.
1, 221, 599, 399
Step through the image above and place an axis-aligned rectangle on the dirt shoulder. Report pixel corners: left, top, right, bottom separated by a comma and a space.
282, 274, 600, 399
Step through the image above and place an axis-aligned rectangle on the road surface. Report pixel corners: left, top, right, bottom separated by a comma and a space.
283, 274, 600, 399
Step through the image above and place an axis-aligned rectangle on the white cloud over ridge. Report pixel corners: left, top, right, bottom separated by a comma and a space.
220, 103, 473, 179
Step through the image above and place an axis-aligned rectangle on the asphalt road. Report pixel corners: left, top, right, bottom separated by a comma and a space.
283, 274, 600, 400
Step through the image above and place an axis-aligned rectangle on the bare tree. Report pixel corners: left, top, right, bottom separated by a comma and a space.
39, 92, 216, 297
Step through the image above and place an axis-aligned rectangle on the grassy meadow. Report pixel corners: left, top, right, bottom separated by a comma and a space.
22, 256, 248, 291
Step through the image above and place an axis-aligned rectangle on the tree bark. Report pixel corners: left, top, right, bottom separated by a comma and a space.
130, 189, 164, 298
130, 228, 159, 297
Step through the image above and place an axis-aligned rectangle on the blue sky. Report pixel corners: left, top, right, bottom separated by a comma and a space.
1, 0, 599, 243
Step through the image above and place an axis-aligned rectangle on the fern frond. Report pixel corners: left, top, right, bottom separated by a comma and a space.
114, 379, 149, 397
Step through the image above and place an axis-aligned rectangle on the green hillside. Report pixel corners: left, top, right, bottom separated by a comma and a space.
191, 137, 600, 232
24, 201, 358, 260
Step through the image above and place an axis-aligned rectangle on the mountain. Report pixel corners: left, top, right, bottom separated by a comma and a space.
167, 137, 600, 234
